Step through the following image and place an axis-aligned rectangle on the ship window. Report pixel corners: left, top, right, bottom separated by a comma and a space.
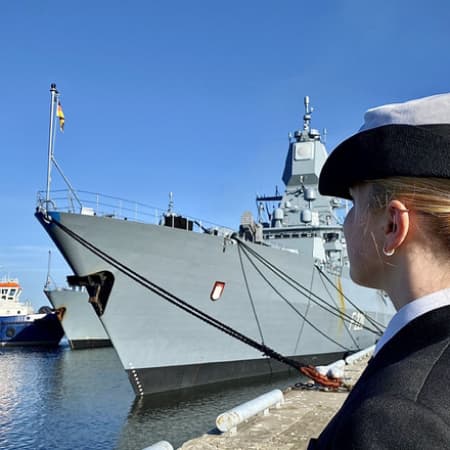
1, 289, 7, 295
10, 289, 16, 296
292, 233, 299, 238
282, 234, 290, 238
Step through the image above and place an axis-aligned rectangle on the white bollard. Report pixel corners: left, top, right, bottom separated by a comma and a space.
316, 359, 346, 378
216, 389, 284, 433
345, 345, 375, 365
328, 365, 345, 379
142, 441, 174, 450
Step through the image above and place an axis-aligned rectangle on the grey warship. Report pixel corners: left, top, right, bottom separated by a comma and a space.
44, 285, 111, 349
36, 89, 394, 396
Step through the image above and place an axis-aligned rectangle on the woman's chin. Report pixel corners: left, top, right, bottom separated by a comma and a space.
349, 269, 379, 290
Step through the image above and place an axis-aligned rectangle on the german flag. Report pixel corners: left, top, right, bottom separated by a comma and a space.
57, 101, 65, 131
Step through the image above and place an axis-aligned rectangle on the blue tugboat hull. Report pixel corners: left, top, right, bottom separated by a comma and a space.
0, 313, 64, 347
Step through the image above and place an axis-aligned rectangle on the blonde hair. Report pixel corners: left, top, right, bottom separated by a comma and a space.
365, 177, 450, 250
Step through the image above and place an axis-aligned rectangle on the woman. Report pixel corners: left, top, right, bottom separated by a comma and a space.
308, 93, 450, 449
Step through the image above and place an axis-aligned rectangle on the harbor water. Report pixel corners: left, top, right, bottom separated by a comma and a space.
0, 343, 301, 449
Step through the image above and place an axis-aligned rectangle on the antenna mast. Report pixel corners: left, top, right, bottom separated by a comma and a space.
303, 95, 312, 132
45, 250, 52, 289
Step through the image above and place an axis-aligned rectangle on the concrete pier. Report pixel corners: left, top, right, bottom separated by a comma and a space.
178, 356, 370, 450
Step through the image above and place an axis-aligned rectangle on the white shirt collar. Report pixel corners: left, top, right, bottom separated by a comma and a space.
374, 288, 450, 357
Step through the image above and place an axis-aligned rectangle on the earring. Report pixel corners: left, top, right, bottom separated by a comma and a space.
383, 247, 395, 257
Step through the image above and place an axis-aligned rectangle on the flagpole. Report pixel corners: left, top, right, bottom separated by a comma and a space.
46, 83, 58, 207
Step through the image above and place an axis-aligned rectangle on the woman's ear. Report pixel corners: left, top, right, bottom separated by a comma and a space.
383, 200, 410, 256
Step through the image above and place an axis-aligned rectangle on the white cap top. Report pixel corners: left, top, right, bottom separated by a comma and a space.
359, 93, 450, 131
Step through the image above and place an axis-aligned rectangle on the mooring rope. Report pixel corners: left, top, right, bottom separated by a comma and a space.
237, 244, 265, 344
233, 236, 384, 336
237, 241, 354, 350
314, 264, 386, 333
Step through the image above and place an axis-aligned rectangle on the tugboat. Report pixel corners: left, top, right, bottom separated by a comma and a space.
0, 277, 64, 347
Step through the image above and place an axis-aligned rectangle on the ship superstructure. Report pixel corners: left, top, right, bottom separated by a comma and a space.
240, 96, 344, 273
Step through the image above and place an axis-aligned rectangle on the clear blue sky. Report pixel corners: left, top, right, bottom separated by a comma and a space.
1, 0, 449, 307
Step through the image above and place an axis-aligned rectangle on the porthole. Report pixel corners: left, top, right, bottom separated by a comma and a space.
6, 327, 16, 338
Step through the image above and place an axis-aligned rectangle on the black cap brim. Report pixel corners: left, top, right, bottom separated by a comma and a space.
318, 124, 450, 200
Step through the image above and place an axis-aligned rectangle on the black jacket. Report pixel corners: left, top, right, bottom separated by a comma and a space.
308, 305, 450, 449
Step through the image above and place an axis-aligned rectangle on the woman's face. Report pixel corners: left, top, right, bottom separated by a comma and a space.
344, 184, 385, 289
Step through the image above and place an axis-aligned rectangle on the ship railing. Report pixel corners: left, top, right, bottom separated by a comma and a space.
0, 276, 20, 284
36, 189, 233, 235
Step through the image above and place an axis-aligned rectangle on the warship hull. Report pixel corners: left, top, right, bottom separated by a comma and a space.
36, 210, 394, 395
44, 288, 111, 349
